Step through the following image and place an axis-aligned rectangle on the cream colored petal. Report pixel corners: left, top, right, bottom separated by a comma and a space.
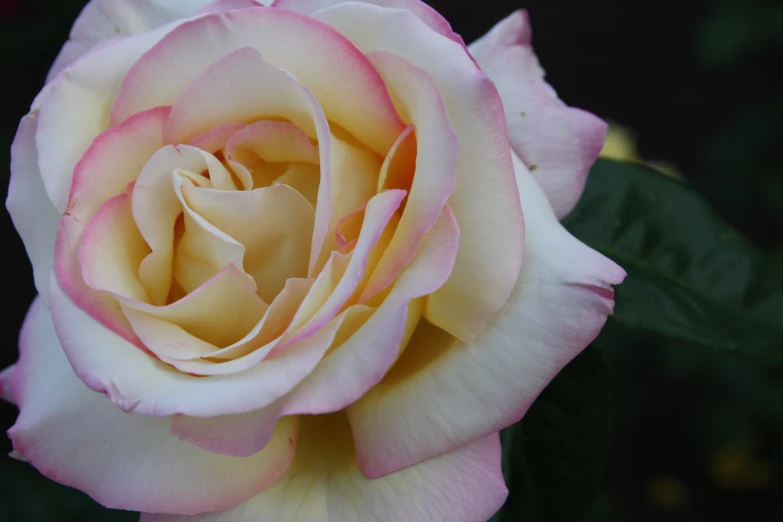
225, 120, 319, 173
144, 277, 313, 366
284, 189, 405, 350
283, 205, 459, 416
111, 8, 404, 155
11, 297, 298, 515
182, 183, 315, 302
172, 175, 247, 294
133, 145, 224, 305
53, 106, 170, 344
359, 52, 458, 303
345, 153, 625, 479
313, 3, 524, 342
79, 189, 151, 303
142, 413, 506, 522
275, 163, 320, 206
163, 48, 319, 145
6, 115, 60, 304
49, 272, 369, 417
121, 263, 267, 350
312, 132, 382, 273
149, 45, 334, 279
376, 124, 415, 193
189, 122, 247, 155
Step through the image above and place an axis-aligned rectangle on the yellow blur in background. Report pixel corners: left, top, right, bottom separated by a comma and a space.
599, 121, 682, 180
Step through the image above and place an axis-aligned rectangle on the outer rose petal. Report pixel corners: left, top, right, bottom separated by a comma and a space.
142, 414, 507, 522
47, 0, 265, 82
38, 27, 176, 214
468, 10, 608, 219
347, 153, 626, 478
312, 3, 524, 343
6, 115, 59, 305
8, 297, 297, 515
272, 0, 464, 46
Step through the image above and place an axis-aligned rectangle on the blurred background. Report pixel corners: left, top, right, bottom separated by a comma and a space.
1, 0, 782, 520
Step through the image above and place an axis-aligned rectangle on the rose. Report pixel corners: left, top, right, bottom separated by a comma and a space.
0, 0, 625, 520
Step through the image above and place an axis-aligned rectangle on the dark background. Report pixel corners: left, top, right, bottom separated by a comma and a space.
1, 0, 782, 520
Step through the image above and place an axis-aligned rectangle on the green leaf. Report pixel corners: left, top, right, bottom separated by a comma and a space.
491, 345, 614, 522
564, 159, 783, 363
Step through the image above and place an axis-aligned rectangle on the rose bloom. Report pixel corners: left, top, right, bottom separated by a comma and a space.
0, 0, 625, 520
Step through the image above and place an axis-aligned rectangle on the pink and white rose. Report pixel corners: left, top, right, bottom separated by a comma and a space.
1, 0, 625, 520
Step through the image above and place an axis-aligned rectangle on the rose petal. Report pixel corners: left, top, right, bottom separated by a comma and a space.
183, 183, 315, 302
169, 399, 288, 458
163, 47, 320, 146
121, 263, 268, 355
311, 133, 382, 273
6, 115, 59, 304
284, 189, 405, 349
143, 46, 334, 278
468, 10, 608, 219
347, 153, 625, 478
49, 271, 364, 417
172, 175, 247, 294
38, 23, 186, 214
133, 145, 233, 305
283, 204, 459, 415
376, 124, 415, 193
142, 414, 507, 522
275, 163, 321, 206
79, 190, 151, 303
54, 106, 170, 344
272, 0, 466, 47
190, 122, 247, 155
167, 303, 372, 457
358, 51, 458, 303
8, 297, 297, 515
111, 7, 404, 155
69, 105, 171, 220
46, 0, 264, 82
224, 120, 319, 189
148, 278, 313, 378
313, 3, 524, 342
